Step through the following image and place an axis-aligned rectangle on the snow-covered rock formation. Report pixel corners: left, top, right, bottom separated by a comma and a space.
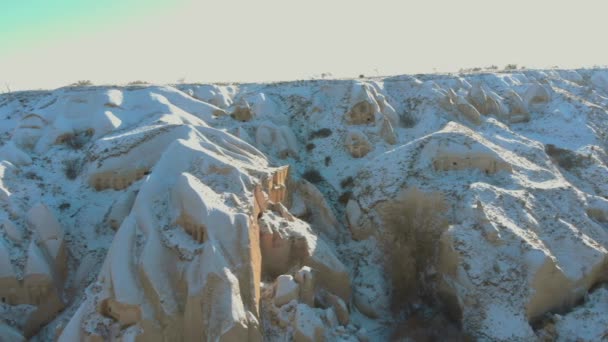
1, 68, 608, 341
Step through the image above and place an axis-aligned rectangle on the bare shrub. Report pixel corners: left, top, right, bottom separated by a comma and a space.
127, 80, 148, 85
338, 191, 352, 205
400, 111, 417, 128
378, 188, 448, 309
545, 144, 589, 170
63, 158, 84, 180
391, 310, 472, 342
302, 169, 324, 183
71, 80, 93, 87
25, 171, 42, 181
340, 176, 354, 189
58, 130, 93, 150
309, 128, 332, 139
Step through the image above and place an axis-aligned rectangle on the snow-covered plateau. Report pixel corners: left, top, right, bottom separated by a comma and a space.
1, 69, 608, 341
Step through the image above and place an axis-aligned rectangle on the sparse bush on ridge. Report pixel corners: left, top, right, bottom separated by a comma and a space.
127, 80, 149, 85
71, 80, 93, 87
458, 65, 499, 73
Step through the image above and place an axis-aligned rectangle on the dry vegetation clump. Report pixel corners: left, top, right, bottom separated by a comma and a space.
400, 111, 417, 128
63, 157, 84, 180
302, 169, 324, 184
58, 129, 94, 150
378, 187, 448, 310
127, 80, 148, 85
309, 128, 333, 139
338, 191, 352, 205
545, 144, 590, 170
391, 310, 472, 342
340, 176, 354, 189
71, 80, 93, 87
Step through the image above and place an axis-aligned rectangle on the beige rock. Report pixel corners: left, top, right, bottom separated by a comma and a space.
294, 304, 325, 342
107, 189, 137, 229
100, 298, 141, 327
259, 218, 293, 277
89, 168, 149, 191
325, 292, 349, 326
305, 239, 351, 302
524, 83, 551, 109
345, 199, 364, 239
13, 114, 45, 150
26, 204, 67, 280
324, 308, 339, 327
0, 150, 28, 173
372, 91, 399, 127
505, 89, 530, 123
231, 100, 253, 122
0, 322, 25, 342
0, 237, 19, 304
345, 130, 372, 158
344, 83, 382, 125
255, 123, 299, 159
58, 131, 272, 340
259, 211, 351, 302
269, 202, 295, 222
295, 266, 315, 306
295, 180, 339, 238
26, 203, 63, 241
2, 220, 22, 243
189, 84, 234, 109
467, 83, 488, 112
439, 88, 458, 112
263, 165, 290, 205
456, 96, 482, 125
21, 241, 66, 337
468, 84, 505, 116
346, 101, 375, 125
433, 151, 512, 175
379, 118, 397, 145
246, 311, 263, 342
274, 275, 299, 307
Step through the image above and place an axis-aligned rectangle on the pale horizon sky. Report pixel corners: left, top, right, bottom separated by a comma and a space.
1, 0, 608, 90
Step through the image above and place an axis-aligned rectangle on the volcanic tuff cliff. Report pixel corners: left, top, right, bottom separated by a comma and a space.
1, 69, 608, 341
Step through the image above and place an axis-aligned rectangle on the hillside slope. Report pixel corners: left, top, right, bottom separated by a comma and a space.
1, 69, 608, 341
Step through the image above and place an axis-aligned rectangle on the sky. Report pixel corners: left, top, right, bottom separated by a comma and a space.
1, 0, 608, 90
